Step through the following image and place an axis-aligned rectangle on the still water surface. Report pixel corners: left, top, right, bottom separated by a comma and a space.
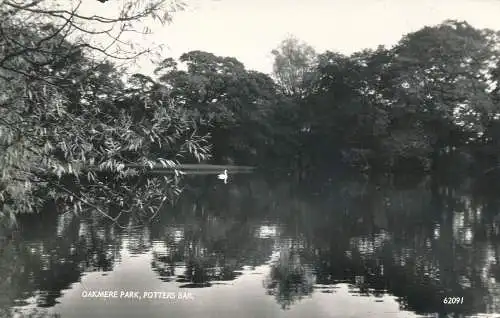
1, 173, 500, 317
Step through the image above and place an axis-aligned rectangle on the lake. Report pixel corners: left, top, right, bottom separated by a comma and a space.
1, 172, 500, 317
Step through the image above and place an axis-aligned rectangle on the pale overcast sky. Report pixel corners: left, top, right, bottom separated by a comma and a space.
83, 0, 500, 76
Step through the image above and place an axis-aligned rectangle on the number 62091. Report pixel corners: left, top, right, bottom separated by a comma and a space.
443, 297, 464, 305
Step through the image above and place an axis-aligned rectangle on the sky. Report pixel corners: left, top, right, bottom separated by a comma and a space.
82, 0, 500, 76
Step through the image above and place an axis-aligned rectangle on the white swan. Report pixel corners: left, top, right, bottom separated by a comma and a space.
217, 169, 228, 184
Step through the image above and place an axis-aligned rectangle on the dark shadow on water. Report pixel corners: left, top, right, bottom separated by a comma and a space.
1, 171, 500, 316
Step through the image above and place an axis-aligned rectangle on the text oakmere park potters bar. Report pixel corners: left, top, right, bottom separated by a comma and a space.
81, 290, 194, 300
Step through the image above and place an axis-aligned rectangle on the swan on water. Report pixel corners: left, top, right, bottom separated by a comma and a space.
217, 169, 228, 184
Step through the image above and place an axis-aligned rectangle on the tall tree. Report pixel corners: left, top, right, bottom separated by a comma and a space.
271, 36, 318, 98
155, 51, 280, 164
382, 20, 500, 170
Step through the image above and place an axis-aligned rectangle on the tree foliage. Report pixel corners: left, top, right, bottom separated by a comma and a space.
4, 17, 500, 226
271, 36, 318, 98
155, 51, 281, 164
294, 20, 500, 172
0, 0, 209, 226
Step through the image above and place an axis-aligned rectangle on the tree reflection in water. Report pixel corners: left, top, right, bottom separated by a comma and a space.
0, 207, 122, 317
1, 173, 500, 317
263, 239, 315, 310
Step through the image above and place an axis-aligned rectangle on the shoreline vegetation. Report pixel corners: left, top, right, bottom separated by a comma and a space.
107, 164, 255, 171
1, 1, 500, 225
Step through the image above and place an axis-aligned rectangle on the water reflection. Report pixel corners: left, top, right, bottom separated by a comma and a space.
1, 173, 500, 317
264, 239, 315, 310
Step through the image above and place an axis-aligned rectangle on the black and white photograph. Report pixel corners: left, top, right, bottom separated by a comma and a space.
1, 0, 500, 317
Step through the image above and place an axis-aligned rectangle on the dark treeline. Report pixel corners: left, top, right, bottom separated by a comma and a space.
117, 19, 500, 176
2, 7, 500, 221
